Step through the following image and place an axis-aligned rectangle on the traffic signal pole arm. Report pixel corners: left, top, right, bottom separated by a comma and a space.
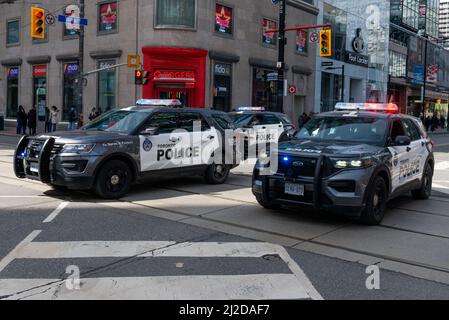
264, 23, 332, 34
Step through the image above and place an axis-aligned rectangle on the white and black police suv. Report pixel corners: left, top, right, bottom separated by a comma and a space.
252, 103, 434, 225
14, 100, 239, 199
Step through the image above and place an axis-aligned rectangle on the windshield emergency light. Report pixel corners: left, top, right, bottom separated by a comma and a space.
335, 103, 399, 113
136, 99, 182, 107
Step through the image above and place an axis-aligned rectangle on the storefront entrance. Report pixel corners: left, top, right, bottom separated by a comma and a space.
142, 47, 207, 108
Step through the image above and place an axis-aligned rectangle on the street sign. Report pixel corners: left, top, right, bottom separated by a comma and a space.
271, 0, 280, 4
309, 32, 319, 43
127, 55, 140, 68
58, 15, 88, 26
288, 85, 297, 95
321, 61, 334, 67
45, 13, 55, 26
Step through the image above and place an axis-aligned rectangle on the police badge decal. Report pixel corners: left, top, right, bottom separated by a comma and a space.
143, 138, 153, 152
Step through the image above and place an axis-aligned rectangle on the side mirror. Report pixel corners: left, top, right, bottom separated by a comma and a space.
140, 127, 159, 136
394, 135, 411, 146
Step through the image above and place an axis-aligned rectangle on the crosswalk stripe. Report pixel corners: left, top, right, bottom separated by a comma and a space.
435, 161, 449, 171
43, 202, 69, 223
0, 274, 310, 300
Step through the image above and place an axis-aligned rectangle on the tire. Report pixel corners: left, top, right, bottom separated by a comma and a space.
94, 160, 132, 199
360, 176, 388, 225
49, 184, 67, 192
412, 163, 433, 200
205, 163, 230, 184
255, 195, 280, 210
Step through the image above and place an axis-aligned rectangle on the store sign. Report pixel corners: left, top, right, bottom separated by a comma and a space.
153, 70, 195, 81
215, 4, 232, 34
99, 2, 117, 31
33, 65, 47, 77
427, 64, 438, 84
266, 72, 278, 81
64, 63, 79, 75
263, 18, 277, 45
295, 30, 307, 53
99, 60, 115, 70
345, 51, 369, 67
8, 67, 19, 79
214, 63, 231, 76
411, 64, 424, 85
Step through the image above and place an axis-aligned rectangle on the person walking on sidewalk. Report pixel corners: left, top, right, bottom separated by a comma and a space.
68, 106, 77, 131
16, 105, 27, 135
50, 106, 59, 132
27, 106, 37, 136
44, 106, 51, 133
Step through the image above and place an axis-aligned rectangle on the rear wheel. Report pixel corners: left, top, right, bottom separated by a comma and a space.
412, 163, 433, 200
360, 176, 388, 225
94, 160, 132, 199
205, 163, 230, 184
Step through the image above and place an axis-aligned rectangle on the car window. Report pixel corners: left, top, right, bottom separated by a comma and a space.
212, 114, 235, 130
83, 110, 148, 134
390, 120, 406, 141
144, 112, 178, 134
403, 119, 422, 141
178, 112, 211, 132
248, 114, 264, 126
279, 114, 292, 125
263, 114, 282, 125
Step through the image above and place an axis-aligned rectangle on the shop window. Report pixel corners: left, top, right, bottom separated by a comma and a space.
215, 4, 233, 36
63, 62, 79, 121
213, 62, 232, 112
6, 67, 19, 118
252, 68, 278, 111
33, 65, 47, 121
97, 60, 117, 113
98, 1, 118, 34
7, 19, 20, 45
156, 0, 196, 29
295, 30, 308, 54
262, 18, 277, 46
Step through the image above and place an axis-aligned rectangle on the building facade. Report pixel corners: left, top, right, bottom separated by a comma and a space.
389, 0, 449, 117
439, 0, 449, 48
314, 0, 390, 113
0, 0, 319, 128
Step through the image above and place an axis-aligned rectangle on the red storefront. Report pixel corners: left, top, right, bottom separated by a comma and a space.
142, 47, 208, 108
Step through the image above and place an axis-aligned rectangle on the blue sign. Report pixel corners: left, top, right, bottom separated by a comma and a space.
64, 63, 79, 75
411, 64, 424, 85
271, 0, 280, 4
8, 67, 19, 79
58, 15, 88, 26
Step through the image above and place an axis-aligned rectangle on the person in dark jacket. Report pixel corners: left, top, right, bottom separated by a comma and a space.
44, 107, 51, 133
17, 106, 27, 135
68, 106, 77, 130
27, 106, 37, 136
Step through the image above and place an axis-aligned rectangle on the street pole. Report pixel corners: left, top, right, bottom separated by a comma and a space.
78, 0, 85, 117
341, 64, 345, 102
276, 0, 286, 113
421, 38, 428, 117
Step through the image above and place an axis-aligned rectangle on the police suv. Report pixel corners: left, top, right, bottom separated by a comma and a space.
252, 103, 434, 225
14, 100, 238, 199
229, 107, 295, 158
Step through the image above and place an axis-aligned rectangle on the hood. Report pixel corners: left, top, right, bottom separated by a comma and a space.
36, 130, 128, 144
278, 139, 384, 157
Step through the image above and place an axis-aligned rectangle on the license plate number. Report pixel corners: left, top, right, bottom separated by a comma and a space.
30, 162, 39, 173
285, 182, 304, 196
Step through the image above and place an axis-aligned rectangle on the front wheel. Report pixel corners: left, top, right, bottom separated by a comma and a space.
205, 163, 230, 184
94, 160, 132, 199
412, 163, 433, 200
360, 176, 388, 225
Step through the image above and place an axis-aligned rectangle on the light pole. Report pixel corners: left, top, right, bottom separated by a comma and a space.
326, 65, 345, 102
276, 0, 287, 114
78, 0, 85, 117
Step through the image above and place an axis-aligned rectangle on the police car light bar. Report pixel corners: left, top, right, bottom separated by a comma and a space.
335, 103, 399, 113
237, 106, 266, 112
136, 99, 182, 107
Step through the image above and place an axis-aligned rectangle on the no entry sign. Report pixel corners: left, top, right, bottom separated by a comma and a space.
288, 85, 297, 95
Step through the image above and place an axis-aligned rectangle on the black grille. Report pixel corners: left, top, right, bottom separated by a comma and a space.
277, 155, 318, 178
27, 140, 64, 159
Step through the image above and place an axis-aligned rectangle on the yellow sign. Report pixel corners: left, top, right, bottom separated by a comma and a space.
128, 55, 140, 68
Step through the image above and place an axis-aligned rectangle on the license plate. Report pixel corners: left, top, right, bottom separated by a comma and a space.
30, 162, 39, 173
285, 182, 305, 196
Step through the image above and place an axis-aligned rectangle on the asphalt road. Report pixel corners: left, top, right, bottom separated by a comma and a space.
1, 133, 449, 300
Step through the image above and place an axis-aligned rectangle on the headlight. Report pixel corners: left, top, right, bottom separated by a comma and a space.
61, 144, 96, 154
331, 157, 373, 169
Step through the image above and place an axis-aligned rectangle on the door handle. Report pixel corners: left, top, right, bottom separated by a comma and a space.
169, 137, 181, 143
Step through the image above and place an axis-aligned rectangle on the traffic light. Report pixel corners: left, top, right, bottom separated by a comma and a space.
319, 29, 332, 57
135, 69, 143, 85
31, 7, 45, 39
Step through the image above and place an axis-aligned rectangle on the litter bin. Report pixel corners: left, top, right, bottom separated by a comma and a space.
0, 113, 4, 131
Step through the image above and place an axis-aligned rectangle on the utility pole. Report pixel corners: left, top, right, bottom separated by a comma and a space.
421, 38, 428, 117
78, 0, 85, 116
276, 0, 286, 113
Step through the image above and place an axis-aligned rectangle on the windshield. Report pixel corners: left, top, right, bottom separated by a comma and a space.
83, 109, 149, 134
294, 116, 388, 146
230, 113, 254, 125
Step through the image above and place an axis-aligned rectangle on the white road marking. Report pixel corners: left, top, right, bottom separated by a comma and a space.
434, 161, 449, 171
0, 230, 41, 273
0, 196, 44, 198
43, 202, 69, 223
0, 274, 310, 300
433, 183, 449, 190
0, 240, 322, 300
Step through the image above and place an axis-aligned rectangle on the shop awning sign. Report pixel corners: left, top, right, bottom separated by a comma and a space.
33, 65, 47, 77
8, 67, 19, 79
153, 70, 196, 82
64, 63, 79, 75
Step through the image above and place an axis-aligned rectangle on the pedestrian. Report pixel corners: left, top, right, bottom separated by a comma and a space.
68, 106, 77, 130
89, 108, 97, 121
440, 114, 446, 130
50, 106, 59, 132
17, 105, 27, 135
78, 113, 84, 129
431, 112, 438, 132
27, 105, 37, 136
297, 112, 307, 128
44, 106, 51, 133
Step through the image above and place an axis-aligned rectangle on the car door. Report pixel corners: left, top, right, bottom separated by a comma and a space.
138, 112, 179, 172
388, 119, 410, 192
403, 118, 428, 183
